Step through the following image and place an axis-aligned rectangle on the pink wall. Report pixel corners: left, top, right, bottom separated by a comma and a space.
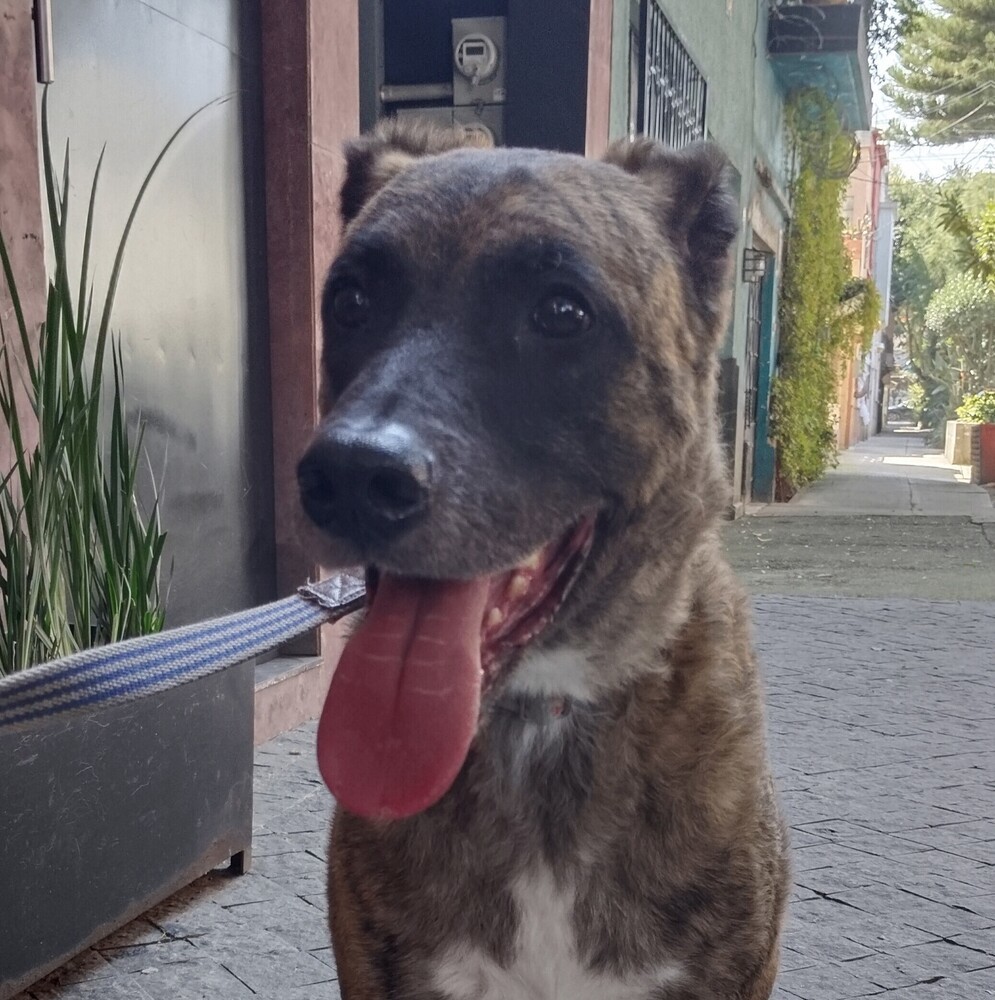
844, 130, 888, 280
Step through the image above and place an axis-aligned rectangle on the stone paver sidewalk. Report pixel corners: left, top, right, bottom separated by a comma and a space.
725, 428, 995, 602
14, 596, 995, 1000
751, 427, 994, 520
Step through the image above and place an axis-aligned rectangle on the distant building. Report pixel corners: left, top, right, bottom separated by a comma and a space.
836, 128, 896, 447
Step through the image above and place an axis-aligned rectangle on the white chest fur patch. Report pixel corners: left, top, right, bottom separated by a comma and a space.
430, 870, 683, 1000
506, 644, 597, 701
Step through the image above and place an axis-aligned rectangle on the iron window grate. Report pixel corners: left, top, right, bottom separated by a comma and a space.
639, 1, 707, 148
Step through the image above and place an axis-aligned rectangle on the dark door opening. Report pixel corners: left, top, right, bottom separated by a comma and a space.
742, 245, 774, 504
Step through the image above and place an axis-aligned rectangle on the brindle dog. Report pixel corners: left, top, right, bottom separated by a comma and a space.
297, 121, 790, 1000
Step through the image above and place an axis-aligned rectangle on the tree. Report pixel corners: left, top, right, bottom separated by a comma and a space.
924, 274, 995, 395
885, 0, 995, 144
866, 0, 922, 77
938, 195, 995, 289
890, 170, 995, 435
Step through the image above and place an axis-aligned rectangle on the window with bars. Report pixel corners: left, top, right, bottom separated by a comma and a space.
638, 1, 707, 149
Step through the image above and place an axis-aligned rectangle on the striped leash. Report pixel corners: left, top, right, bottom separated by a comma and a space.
0, 575, 365, 734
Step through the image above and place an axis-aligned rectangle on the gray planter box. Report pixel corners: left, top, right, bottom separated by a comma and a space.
0, 661, 254, 998
945, 419, 975, 466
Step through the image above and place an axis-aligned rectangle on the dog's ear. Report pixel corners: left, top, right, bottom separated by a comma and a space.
603, 139, 739, 307
340, 119, 492, 225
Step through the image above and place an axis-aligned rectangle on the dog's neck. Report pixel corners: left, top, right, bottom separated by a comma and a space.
491, 691, 573, 722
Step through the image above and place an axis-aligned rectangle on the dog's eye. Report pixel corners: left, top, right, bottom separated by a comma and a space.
532, 293, 593, 337
331, 283, 371, 328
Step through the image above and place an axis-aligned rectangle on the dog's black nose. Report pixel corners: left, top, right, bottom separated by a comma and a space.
298, 422, 433, 537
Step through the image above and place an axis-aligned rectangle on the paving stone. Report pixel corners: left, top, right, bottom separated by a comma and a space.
283, 827, 331, 859
190, 869, 294, 907
794, 866, 875, 895
902, 901, 995, 939
257, 983, 341, 1000
189, 924, 335, 994
776, 962, 885, 999
251, 846, 326, 880
842, 918, 940, 952
906, 849, 995, 889
841, 951, 943, 990
950, 927, 995, 955
95, 937, 200, 975
946, 819, 995, 840
144, 893, 247, 941
124, 957, 256, 999
895, 939, 995, 975
309, 946, 338, 970
796, 819, 926, 856
792, 843, 879, 873
28, 978, 154, 999
224, 893, 329, 952
896, 822, 994, 852
24, 950, 117, 989
956, 963, 995, 989
250, 831, 300, 857
276, 873, 330, 897
256, 804, 330, 836
787, 828, 831, 850
882, 982, 972, 1000
92, 919, 168, 950
783, 922, 877, 964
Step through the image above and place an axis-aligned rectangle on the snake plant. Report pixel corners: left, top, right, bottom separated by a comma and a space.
0, 90, 217, 674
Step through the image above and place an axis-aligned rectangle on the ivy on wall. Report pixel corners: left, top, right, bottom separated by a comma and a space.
771, 90, 882, 498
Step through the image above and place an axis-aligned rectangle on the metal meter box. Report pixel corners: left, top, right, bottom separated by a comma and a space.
454, 103, 504, 145
452, 16, 506, 144
382, 15, 507, 146
452, 17, 506, 106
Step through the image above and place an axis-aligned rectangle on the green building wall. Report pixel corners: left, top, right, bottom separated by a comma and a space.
608, 0, 790, 506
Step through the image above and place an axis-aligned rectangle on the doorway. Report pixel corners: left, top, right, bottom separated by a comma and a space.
742, 243, 776, 504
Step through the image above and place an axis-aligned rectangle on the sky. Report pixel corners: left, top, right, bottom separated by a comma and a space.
875, 82, 995, 179
884, 138, 995, 178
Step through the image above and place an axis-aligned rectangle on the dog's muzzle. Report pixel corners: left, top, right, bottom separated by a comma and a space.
297, 420, 434, 543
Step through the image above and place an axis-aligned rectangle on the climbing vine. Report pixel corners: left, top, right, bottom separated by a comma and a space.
771, 91, 880, 498
842, 277, 884, 355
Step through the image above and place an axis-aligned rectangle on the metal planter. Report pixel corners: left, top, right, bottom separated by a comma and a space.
0, 661, 254, 998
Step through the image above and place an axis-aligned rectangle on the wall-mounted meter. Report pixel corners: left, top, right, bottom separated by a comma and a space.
454, 116, 500, 146
452, 17, 506, 109
384, 14, 506, 146
455, 33, 499, 86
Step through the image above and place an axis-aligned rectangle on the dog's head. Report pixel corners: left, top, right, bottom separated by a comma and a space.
299, 121, 738, 820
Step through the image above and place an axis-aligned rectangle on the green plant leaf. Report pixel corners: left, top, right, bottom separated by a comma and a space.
0, 89, 219, 672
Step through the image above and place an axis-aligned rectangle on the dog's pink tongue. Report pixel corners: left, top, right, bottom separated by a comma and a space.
316, 575, 487, 820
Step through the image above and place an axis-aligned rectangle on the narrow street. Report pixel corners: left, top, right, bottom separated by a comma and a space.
15, 431, 995, 1000
724, 428, 995, 601
753, 427, 993, 519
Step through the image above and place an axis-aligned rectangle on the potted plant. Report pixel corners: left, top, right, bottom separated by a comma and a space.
956, 389, 995, 485
0, 93, 252, 999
